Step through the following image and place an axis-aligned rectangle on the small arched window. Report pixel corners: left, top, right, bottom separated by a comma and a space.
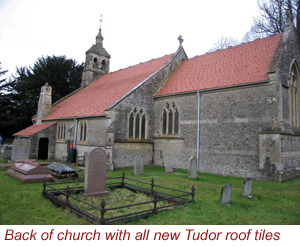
93, 57, 98, 68
162, 103, 180, 135
101, 60, 106, 70
128, 108, 147, 140
79, 120, 87, 142
57, 122, 66, 140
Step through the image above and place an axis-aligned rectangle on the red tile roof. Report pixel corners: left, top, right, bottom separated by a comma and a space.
13, 122, 56, 137
156, 34, 282, 96
44, 54, 173, 120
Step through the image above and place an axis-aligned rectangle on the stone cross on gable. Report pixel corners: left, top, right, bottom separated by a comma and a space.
178, 35, 184, 46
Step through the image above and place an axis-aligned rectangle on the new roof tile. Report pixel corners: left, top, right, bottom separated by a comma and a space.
13, 122, 56, 137
156, 34, 282, 96
44, 54, 173, 120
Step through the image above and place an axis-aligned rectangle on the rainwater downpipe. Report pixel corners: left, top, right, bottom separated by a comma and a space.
197, 91, 201, 172
73, 118, 78, 149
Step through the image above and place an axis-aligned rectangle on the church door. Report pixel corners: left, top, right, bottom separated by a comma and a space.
38, 138, 49, 160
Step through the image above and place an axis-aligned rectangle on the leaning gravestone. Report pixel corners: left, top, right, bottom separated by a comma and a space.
188, 156, 198, 179
134, 155, 143, 175
242, 178, 252, 197
220, 184, 232, 204
83, 148, 109, 197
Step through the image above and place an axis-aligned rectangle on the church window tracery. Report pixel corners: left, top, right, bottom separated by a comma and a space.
57, 122, 66, 140
290, 64, 300, 126
128, 107, 147, 140
162, 103, 179, 135
79, 121, 87, 142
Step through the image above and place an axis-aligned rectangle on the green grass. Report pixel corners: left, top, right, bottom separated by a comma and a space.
0, 165, 299, 225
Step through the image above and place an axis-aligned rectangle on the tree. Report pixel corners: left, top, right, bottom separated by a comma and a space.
243, 0, 300, 42
208, 35, 240, 52
0, 56, 84, 139
0, 63, 9, 95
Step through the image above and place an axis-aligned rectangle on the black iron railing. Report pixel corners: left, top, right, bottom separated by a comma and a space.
42, 172, 195, 224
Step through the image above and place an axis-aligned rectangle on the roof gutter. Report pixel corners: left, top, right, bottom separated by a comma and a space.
154, 80, 270, 99
42, 114, 106, 122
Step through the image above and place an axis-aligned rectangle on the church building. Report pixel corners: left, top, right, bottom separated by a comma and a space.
12, 19, 300, 182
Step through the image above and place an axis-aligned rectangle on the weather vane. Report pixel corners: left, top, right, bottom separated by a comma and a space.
100, 14, 103, 28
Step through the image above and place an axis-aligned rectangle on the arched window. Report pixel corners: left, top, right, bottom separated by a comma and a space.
79, 120, 87, 142
162, 110, 167, 134
128, 108, 147, 140
162, 103, 180, 135
93, 57, 98, 68
290, 64, 300, 126
129, 113, 134, 138
101, 60, 106, 70
57, 122, 66, 140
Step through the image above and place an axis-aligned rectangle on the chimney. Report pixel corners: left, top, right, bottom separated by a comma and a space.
36, 83, 52, 124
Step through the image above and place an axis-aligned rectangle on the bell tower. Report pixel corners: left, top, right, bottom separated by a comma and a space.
82, 16, 111, 87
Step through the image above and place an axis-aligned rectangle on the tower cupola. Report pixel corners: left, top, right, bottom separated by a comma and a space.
82, 17, 110, 87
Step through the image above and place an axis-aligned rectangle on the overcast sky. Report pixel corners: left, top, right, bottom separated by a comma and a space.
0, 0, 260, 79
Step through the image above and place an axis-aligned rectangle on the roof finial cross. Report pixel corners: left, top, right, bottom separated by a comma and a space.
99, 14, 103, 28
178, 35, 183, 46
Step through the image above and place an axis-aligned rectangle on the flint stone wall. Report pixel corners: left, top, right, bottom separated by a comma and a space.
154, 83, 278, 180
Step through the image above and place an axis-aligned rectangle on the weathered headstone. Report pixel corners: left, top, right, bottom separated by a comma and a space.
134, 155, 143, 175
188, 156, 198, 179
242, 178, 252, 197
165, 166, 173, 173
83, 148, 109, 197
220, 184, 232, 204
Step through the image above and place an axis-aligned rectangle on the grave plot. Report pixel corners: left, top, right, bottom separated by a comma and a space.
7, 159, 53, 183
42, 172, 195, 225
46, 162, 78, 179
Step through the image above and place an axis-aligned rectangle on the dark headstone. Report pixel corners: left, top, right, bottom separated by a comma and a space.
220, 184, 232, 204
83, 148, 109, 197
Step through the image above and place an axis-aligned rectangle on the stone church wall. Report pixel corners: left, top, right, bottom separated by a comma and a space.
154, 82, 278, 180
109, 48, 187, 169
12, 124, 56, 160
54, 117, 110, 162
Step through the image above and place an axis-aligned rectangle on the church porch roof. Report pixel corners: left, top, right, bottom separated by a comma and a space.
13, 122, 56, 137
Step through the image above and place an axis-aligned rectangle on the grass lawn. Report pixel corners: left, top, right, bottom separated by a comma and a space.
0, 165, 299, 225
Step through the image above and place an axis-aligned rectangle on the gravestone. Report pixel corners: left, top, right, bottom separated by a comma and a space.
46, 162, 78, 178
134, 155, 143, 175
188, 156, 198, 179
165, 166, 173, 173
220, 184, 232, 204
83, 148, 109, 197
7, 159, 54, 183
242, 178, 252, 197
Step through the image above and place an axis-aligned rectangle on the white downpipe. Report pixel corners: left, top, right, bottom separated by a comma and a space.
197, 91, 201, 172
73, 118, 78, 148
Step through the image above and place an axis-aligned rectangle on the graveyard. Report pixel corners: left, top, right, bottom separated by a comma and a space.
0, 161, 300, 225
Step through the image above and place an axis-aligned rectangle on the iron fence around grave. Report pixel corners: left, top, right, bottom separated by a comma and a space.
42, 172, 195, 225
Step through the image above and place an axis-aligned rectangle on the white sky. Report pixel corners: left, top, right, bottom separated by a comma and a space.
0, 0, 260, 79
